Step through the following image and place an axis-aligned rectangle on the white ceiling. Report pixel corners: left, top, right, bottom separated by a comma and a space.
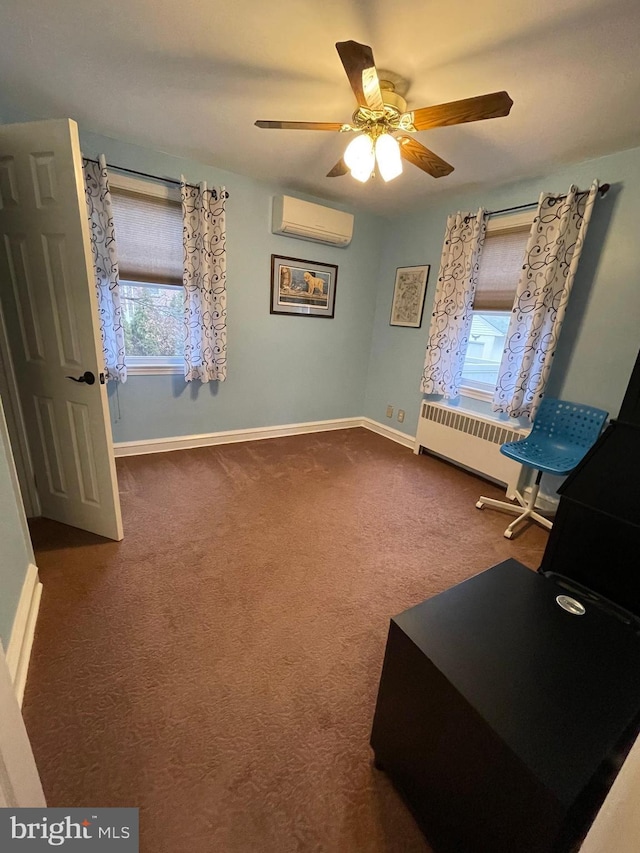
1, 0, 640, 214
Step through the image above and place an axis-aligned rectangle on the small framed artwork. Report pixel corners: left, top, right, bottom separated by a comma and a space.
389, 265, 430, 328
270, 255, 338, 319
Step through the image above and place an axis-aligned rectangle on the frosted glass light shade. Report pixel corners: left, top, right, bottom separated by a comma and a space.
375, 134, 403, 182
344, 134, 375, 182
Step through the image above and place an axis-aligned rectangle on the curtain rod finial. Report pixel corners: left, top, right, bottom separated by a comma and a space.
599, 183, 610, 197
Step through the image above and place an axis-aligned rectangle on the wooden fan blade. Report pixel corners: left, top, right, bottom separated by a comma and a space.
255, 120, 344, 131
326, 158, 349, 178
398, 136, 454, 178
406, 91, 513, 131
335, 41, 384, 112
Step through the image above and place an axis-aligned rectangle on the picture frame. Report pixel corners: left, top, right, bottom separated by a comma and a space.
389, 265, 430, 328
270, 255, 338, 319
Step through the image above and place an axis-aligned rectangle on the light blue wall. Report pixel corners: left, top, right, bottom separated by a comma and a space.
363, 146, 640, 436
8, 111, 640, 446
78, 130, 385, 442
0, 402, 34, 646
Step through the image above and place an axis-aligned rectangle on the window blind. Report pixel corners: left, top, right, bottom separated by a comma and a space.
111, 188, 183, 285
474, 227, 530, 312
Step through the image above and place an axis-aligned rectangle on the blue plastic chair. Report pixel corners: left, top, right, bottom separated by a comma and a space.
476, 398, 608, 539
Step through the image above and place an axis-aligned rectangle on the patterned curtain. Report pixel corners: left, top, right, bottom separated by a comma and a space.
493, 181, 599, 419
181, 179, 227, 383
420, 209, 487, 398
82, 155, 126, 382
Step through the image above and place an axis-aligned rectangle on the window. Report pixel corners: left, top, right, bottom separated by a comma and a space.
460, 216, 531, 399
110, 177, 183, 373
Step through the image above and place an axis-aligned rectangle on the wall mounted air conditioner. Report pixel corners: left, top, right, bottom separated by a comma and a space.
272, 195, 354, 247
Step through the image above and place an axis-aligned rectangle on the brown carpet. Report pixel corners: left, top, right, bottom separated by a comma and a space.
23, 428, 548, 852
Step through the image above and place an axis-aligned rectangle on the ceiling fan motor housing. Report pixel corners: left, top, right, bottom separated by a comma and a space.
379, 80, 407, 115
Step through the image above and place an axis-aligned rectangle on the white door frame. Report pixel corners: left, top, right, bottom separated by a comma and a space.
0, 643, 46, 807
0, 298, 39, 518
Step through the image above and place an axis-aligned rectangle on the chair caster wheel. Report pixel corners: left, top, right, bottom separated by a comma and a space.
476, 501, 484, 509
504, 530, 514, 539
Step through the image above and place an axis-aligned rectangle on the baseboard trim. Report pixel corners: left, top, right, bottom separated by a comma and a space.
113, 417, 363, 457
113, 417, 416, 457
360, 417, 415, 449
6, 564, 42, 707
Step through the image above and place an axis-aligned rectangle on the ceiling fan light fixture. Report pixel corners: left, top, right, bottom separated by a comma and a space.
255, 41, 513, 185
375, 133, 403, 182
344, 133, 375, 182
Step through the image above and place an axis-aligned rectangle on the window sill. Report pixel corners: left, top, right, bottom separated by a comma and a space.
127, 365, 183, 376
459, 385, 494, 403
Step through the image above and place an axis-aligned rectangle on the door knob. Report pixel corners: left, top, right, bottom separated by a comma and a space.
66, 371, 96, 385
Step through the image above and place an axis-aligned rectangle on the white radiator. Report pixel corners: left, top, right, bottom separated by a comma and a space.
414, 401, 527, 497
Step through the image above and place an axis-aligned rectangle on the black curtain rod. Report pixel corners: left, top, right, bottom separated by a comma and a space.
488, 183, 609, 218
82, 157, 230, 199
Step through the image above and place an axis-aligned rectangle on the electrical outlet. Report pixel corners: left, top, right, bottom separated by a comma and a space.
397, 410, 405, 423
386, 405, 394, 418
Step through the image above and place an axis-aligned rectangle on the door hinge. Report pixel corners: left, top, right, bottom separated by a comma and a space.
99, 372, 105, 385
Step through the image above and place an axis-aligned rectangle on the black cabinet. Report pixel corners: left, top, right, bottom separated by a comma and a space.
540, 346, 640, 615
540, 421, 640, 614
371, 560, 640, 853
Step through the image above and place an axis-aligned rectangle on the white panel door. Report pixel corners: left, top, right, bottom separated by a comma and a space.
0, 119, 123, 540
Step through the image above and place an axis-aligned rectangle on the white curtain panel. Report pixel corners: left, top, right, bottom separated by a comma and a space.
493, 181, 599, 419
181, 179, 227, 383
82, 155, 126, 382
420, 209, 487, 398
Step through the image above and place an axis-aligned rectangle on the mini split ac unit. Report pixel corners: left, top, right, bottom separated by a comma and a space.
271, 195, 354, 247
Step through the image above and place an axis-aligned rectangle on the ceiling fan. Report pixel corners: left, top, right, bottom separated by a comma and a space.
255, 40, 513, 184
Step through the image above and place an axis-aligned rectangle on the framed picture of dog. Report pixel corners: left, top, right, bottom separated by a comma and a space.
270, 255, 338, 318
389, 264, 430, 328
